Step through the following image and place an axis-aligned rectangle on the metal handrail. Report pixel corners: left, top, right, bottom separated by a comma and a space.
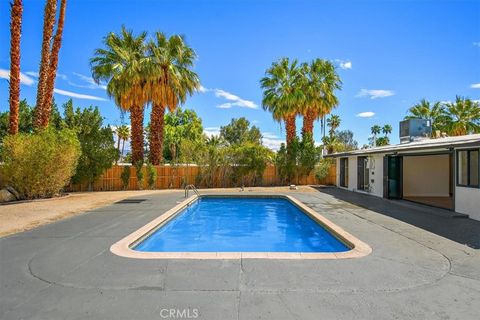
184, 184, 200, 198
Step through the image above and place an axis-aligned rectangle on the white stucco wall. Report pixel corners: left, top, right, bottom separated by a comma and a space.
403, 155, 450, 197
455, 186, 480, 221
335, 155, 384, 198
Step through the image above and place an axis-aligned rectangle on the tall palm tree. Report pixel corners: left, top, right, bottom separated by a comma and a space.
371, 125, 381, 146
382, 124, 392, 137
444, 96, 480, 136
261, 58, 304, 148
8, 0, 23, 135
326, 114, 341, 137
39, 0, 67, 128
146, 32, 200, 165
91, 27, 149, 165
116, 125, 130, 162
301, 59, 341, 137
405, 99, 447, 134
34, 0, 57, 128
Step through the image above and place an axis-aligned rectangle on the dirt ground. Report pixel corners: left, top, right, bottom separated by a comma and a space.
0, 186, 316, 237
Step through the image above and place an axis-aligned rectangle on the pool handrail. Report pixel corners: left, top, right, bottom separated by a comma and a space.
185, 184, 200, 198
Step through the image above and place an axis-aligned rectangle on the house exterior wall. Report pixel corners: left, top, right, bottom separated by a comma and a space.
455, 186, 480, 221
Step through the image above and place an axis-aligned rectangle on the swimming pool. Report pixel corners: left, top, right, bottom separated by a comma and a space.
111, 195, 371, 259
135, 197, 349, 253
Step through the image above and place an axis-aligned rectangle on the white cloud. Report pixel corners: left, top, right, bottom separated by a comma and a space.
262, 132, 280, 139
339, 61, 352, 70
199, 86, 258, 109
0, 68, 35, 86
203, 127, 220, 137
53, 88, 107, 101
356, 111, 375, 118
262, 137, 285, 151
470, 83, 480, 89
70, 72, 107, 90
356, 89, 395, 99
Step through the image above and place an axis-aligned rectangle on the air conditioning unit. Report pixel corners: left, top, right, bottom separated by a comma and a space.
399, 119, 432, 144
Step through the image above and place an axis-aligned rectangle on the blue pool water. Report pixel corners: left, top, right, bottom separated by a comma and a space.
134, 197, 350, 253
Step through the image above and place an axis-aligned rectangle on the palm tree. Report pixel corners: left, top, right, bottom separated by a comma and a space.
301, 59, 341, 137
34, 0, 57, 128
116, 125, 130, 162
371, 125, 381, 146
39, 0, 67, 128
91, 27, 149, 165
382, 124, 392, 137
405, 99, 447, 134
261, 58, 304, 148
146, 32, 200, 165
326, 114, 341, 137
444, 96, 480, 136
8, 0, 23, 135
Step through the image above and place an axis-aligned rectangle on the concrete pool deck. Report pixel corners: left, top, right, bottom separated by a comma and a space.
1, 187, 479, 319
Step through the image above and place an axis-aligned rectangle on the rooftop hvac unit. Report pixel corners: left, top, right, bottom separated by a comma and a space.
399, 119, 432, 144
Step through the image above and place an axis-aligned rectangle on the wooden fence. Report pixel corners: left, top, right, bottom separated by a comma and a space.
66, 164, 337, 192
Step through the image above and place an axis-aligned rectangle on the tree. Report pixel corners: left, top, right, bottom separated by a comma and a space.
146, 32, 200, 165
261, 58, 304, 148
382, 124, 392, 136
116, 125, 130, 162
371, 125, 381, 146
444, 96, 480, 136
301, 59, 341, 137
91, 26, 149, 165
335, 130, 358, 151
39, 0, 67, 127
230, 143, 274, 186
8, 0, 23, 135
34, 0, 57, 127
405, 99, 447, 134
326, 114, 341, 137
162, 108, 204, 162
219, 117, 262, 145
63, 100, 118, 190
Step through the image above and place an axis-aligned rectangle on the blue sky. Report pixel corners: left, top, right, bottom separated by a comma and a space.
1, 0, 479, 148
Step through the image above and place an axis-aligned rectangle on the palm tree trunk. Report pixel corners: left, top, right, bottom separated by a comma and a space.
121, 139, 126, 162
285, 114, 296, 147
302, 111, 315, 138
149, 103, 165, 165
39, 0, 67, 128
130, 105, 144, 165
8, 0, 23, 135
115, 134, 121, 164
34, 0, 57, 128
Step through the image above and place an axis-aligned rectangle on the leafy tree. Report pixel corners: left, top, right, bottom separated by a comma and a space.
220, 117, 262, 145
297, 135, 321, 178
163, 108, 204, 162
230, 143, 274, 186
120, 165, 131, 190
335, 130, 358, 151
63, 100, 118, 190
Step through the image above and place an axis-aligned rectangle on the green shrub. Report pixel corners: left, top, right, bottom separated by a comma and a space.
120, 166, 131, 190
315, 158, 334, 182
135, 161, 144, 189
1, 128, 81, 199
146, 163, 157, 189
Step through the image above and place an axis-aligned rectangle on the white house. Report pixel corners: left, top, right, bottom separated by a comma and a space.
328, 125, 480, 221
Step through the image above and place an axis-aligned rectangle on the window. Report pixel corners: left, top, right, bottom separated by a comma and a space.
340, 158, 348, 188
457, 149, 479, 188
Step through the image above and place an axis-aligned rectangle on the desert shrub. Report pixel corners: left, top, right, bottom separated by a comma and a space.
120, 165, 131, 190
135, 161, 144, 189
146, 163, 157, 189
1, 128, 80, 199
315, 158, 334, 182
